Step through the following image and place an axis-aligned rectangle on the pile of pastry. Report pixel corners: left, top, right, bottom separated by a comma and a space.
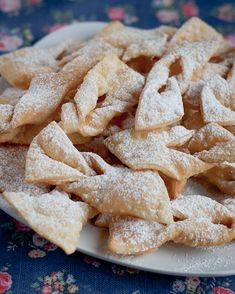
0, 17, 235, 256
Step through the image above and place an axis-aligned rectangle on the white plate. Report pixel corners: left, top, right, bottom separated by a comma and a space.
1, 22, 235, 277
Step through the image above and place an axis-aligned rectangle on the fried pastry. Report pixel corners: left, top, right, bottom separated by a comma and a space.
183, 71, 231, 110
225, 125, 235, 135
26, 122, 92, 185
169, 17, 222, 45
121, 37, 167, 63
222, 198, 235, 214
182, 108, 204, 130
37, 122, 93, 175
135, 39, 220, 131
95, 213, 113, 228
161, 175, 186, 199
227, 61, 235, 89
0, 127, 24, 143
171, 195, 234, 225
97, 21, 175, 49
3, 189, 97, 254
67, 132, 92, 145
61, 55, 144, 136
200, 76, 235, 126
198, 140, 235, 163
126, 56, 157, 74
77, 137, 111, 163
108, 216, 167, 255
135, 77, 183, 131
96, 22, 178, 65
11, 71, 80, 128
0, 104, 13, 132
61, 39, 122, 83
105, 126, 211, 180
101, 112, 134, 137
0, 145, 49, 195
108, 216, 235, 255
0, 45, 66, 89
188, 123, 234, 153
7, 121, 58, 145
0, 87, 26, 105
203, 162, 235, 195
61, 152, 173, 224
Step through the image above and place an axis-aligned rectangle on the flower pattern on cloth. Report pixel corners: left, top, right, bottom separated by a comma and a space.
0, 264, 12, 294
0, 1, 235, 293
1, 220, 58, 257
152, 0, 199, 25
171, 277, 235, 294
31, 271, 79, 293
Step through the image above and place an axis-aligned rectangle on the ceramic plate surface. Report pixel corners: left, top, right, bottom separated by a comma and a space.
1, 22, 234, 277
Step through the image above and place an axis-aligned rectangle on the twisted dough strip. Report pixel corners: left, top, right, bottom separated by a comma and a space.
0, 43, 67, 89
135, 39, 221, 131
108, 216, 235, 255
0, 39, 122, 139
104, 126, 211, 181
97, 21, 175, 62
26, 122, 173, 224
3, 189, 97, 254
200, 75, 235, 126
60, 55, 144, 137
26, 122, 93, 185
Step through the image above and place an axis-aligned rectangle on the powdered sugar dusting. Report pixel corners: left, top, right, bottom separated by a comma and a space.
105, 125, 208, 180
201, 84, 235, 125
11, 71, 78, 128
12, 47, 58, 69
0, 145, 49, 195
0, 104, 13, 132
171, 194, 233, 224
0, 87, 26, 106
62, 153, 172, 224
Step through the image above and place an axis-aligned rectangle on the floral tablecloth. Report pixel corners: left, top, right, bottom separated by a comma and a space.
0, 0, 235, 293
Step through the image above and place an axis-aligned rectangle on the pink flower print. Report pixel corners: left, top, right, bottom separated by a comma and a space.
156, 9, 179, 23
217, 4, 235, 22
0, 0, 20, 13
0, 35, 23, 52
44, 243, 57, 251
213, 287, 235, 294
28, 249, 46, 258
107, 7, 125, 21
185, 277, 201, 292
0, 271, 12, 294
172, 279, 186, 292
181, 2, 199, 17
186, 277, 200, 287
53, 281, 65, 291
225, 34, 235, 46
13, 219, 30, 231
41, 285, 52, 294
112, 265, 125, 276
33, 233, 48, 247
